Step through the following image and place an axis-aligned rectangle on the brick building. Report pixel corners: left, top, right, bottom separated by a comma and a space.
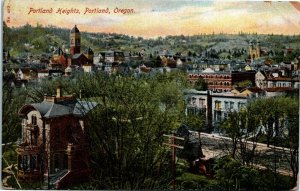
188, 68, 256, 92
50, 25, 94, 72
16, 87, 97, 188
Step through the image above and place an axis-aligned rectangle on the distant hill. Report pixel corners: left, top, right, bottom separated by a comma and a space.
3, 22, 300, 58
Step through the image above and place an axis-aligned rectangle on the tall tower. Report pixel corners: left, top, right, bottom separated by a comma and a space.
70, 25, 81, 55
249, 40, 260, 60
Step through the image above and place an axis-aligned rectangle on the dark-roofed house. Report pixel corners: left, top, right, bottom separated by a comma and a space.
51, 47, 68, 68
68, 53, 90, 66
16, 87, 97, 188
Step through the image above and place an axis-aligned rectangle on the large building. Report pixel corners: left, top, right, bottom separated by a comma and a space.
16, 87, 97, 188
188, 69, 256, 93
50, 25, 94, 73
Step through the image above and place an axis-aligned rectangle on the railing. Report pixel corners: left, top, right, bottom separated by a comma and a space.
17, 169, 43, 181
16, 144, 41, 153
187, 106, 207, 114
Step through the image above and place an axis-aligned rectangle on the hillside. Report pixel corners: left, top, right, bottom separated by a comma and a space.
3, 22, 300, 59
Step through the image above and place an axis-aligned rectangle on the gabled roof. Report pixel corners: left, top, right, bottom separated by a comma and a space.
53, 47, 65, 55
19, 99, 97, 119
241, 86, 264, 93
84, 47, 94, 55
72, 53, 88, 60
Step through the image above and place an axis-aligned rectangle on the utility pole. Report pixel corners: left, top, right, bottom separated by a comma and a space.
163, 134, 184, 190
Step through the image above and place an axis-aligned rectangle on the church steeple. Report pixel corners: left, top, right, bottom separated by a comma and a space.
70, 25, 81, 55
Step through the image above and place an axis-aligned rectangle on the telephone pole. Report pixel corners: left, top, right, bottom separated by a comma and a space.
163, 134, 184, 190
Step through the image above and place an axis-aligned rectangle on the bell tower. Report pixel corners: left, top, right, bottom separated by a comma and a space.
70, 25, 81, 55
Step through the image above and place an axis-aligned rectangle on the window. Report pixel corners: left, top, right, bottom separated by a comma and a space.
215, 101, 221, 110
192, 97, 196, 106
30, 155, 37, 170
32, 115, 37, 125
23, 155, 28, 171
215, 111, 222, 122
225, 101, 229, 110
199, 98, 205, 108
230, 101, 234, 110
238, 102, 245, 110
224, 112, 228, 118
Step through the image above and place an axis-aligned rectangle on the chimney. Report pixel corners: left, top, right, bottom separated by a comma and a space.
56, 86, 62, 98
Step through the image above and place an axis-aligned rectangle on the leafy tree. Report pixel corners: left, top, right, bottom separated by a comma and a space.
193, 77, 208, 91
220, 96, 299, 187
234, 80, 253, 88
214, 156, 243, 190
2, 84, 27, 151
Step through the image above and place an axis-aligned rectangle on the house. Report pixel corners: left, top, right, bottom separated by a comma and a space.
138, 64, 151, 73
185, 89, 209, 117
233, 86, 265, 98
99, 51, 125, 63
176, 58, 185, 68
244, 64, 253, 71
185, 89, 249, 130
51, 47, 68, 68
211, 93, 248, 127
266, 77, 300, 89
265, 87, 298, 97
255, 71, 269, 89
82, 63, 93, 73
16, 68, 37, 80
68, 53, 90, 67
16, 87, 97, 188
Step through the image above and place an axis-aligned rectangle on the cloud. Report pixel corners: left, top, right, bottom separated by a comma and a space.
4, 0, 300, 37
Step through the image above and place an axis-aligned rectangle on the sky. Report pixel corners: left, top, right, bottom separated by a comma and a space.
3, 0, 300, 38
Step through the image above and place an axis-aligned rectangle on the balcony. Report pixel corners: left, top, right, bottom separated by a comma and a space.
214, 107, 222, 111
17, 169, 43, 181
187, 106, 207, 115
16, 143, 41, 155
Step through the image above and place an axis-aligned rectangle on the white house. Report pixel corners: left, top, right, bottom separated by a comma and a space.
185, 89, 249, 129
255, 71, 268, 89
211, 93, 248, 126
185, 89, 209, 116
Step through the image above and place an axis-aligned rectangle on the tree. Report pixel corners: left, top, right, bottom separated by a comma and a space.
220, 111, 245, 159
2, 84, 27, 151
234, 80, 253, 88
193, 78, 208, 91
36, 72, 185, 189
220, 96, 299, 187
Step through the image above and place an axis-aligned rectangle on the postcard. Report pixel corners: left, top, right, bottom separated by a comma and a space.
2, 0, 300, 190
